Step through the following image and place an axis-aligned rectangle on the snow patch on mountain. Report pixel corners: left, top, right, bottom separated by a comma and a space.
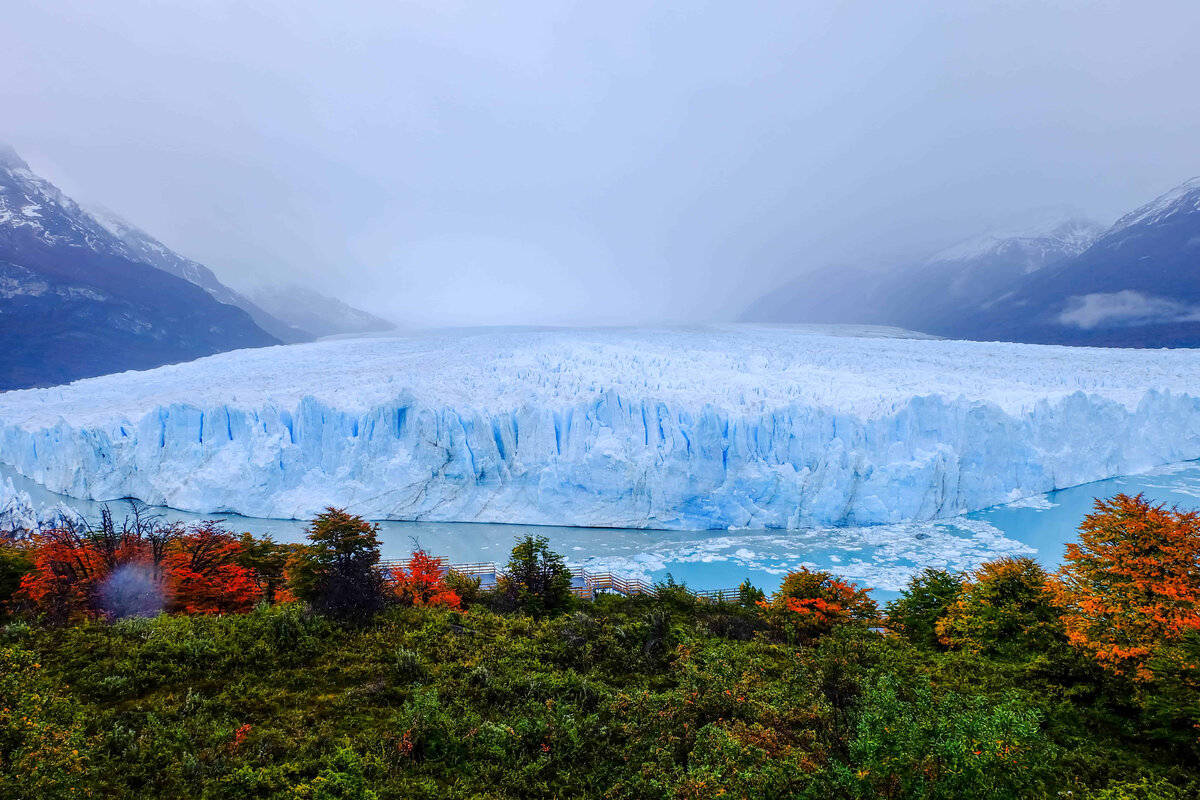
1107, 177, 1200, 236
927, 218, 1105, 270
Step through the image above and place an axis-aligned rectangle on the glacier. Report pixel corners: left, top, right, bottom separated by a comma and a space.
1, 325, 1199, 530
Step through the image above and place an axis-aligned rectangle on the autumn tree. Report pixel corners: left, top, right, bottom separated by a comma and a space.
17, 508, 274, 622
937, 557, 1064, 658
165, 522, 262, 614
1053, 494, 1200, 682
759, 567, 877, 640
391, 548, 460, 609
288, 508, 387, 622
16, 507, 168, 623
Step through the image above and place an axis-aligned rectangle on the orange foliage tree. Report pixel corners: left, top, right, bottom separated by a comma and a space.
18, 526, 114, 623
17, 506, 168, 623
758, 567, 877, 639
17, 508, 265, 621
936, 557, 1063, 658
165, 522, 262, 614
391, 549, 461, 609
1053, 494, 1200, 681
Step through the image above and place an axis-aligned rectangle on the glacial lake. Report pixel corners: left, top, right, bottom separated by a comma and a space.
6, 460, 1200, 601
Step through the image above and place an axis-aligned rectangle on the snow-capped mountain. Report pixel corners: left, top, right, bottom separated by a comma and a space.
248, 283, 395, 339
879, 218, 1105, 326
0, 145, 281, 389
955, 178, 1200, 347
1107, 176, 1200, 235
744, 176, 1200, 348
923, 218, 1104, 285
741, 216, 1105, 330
0, 144, 123, 255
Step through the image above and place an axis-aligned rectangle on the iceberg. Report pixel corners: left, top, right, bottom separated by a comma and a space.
1, 477, 86, 538
0, 325, 1199, 530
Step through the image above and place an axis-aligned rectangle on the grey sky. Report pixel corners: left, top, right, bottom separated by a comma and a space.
4, 1, 1199, 327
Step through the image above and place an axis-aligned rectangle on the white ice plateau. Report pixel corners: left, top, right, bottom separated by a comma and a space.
1, 325, 1199, 530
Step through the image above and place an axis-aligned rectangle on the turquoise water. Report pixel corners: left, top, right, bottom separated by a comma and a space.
6, 461, 1200, 601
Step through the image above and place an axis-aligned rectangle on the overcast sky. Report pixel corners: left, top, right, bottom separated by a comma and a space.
4, 1, 1199, 327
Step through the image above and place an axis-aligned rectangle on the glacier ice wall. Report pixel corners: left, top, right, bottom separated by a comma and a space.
1, 326, 1199, 529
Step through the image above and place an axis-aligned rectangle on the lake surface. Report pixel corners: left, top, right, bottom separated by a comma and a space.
6, 460, 1200, 601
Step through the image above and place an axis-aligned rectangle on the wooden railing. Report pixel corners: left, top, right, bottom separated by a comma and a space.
378, 557, 450, 574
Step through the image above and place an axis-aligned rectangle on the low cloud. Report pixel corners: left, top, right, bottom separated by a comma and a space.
1059, 290, 1200, 330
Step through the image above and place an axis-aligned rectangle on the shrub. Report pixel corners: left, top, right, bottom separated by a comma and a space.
0, 642, 93, 797
393, 646, 424, 682
835, 675, 1054, 799
0, 544, 32, 619
301, 747, 378, 800
759, 567, 877, 641
1081, 777, 1197, 800
653, 573, 697, 612
444, 570, 482, 607
737, 579, 766, 608
390, 549, 460, 609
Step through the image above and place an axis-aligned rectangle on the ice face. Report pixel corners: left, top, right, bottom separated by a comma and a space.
0, 325, 1199, 529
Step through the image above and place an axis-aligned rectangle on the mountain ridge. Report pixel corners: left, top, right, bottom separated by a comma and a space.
0, 147, 282, 389
742, 177, 1200, 348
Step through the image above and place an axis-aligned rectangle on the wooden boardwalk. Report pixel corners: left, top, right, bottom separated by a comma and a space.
379, 557, 742, 602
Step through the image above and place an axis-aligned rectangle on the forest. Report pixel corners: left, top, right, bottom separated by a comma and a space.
1, 495, 1198, 799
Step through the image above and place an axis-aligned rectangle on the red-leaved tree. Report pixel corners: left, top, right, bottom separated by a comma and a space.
391, 549, 461, 609
17, 509, 265, 622
165, 522, 262, 614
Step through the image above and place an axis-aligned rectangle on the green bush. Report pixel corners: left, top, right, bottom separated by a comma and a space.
885, 567, 961, 649
497, 534, 573, 616
1082, 777, 1198, 800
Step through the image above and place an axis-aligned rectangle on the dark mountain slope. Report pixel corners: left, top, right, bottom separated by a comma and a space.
947, 179, 1200, 347
741, 218, 1104, 332
84, 207, 310, 344
0, 146, 280, 389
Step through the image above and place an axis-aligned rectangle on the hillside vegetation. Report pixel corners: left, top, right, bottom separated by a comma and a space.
1, 496, 1198, 799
